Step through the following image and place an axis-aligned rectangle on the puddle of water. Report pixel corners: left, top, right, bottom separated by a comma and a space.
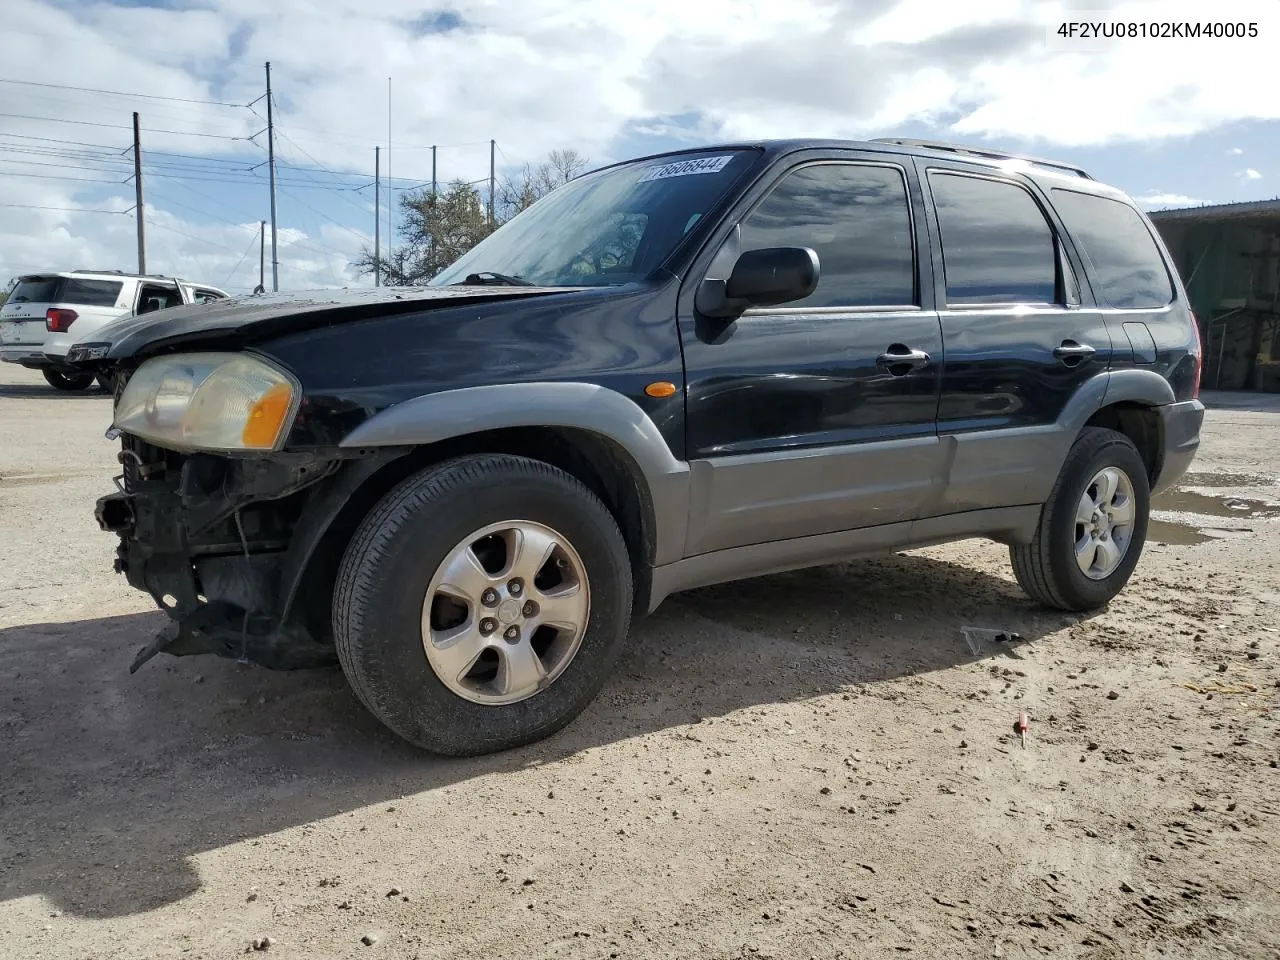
1179, 471, 1277, 488
1150, 488, 1280, 520
1145, 482, 1280, 545
1146, 521, 1254, 546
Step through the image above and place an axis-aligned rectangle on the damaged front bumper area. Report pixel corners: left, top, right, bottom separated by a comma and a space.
96, 433, 398, 673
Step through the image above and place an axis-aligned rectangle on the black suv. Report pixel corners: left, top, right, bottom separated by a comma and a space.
79, 138, 1204, 756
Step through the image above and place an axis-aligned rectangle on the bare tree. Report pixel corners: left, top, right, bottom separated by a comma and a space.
354, 149, 590, 285
496, 148, 589, 220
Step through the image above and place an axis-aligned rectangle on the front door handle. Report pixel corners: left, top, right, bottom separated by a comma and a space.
1053, 340, 1096, 366
876, 344, 931, 375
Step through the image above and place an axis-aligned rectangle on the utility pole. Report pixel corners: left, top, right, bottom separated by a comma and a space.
131, 112, 146, 274
374, 146, 381, 287
258, 220, 266, 293
386, 77, 393, 266
427, 144, 437, 276
488, 139, 496, 228
265, 61, 279, 292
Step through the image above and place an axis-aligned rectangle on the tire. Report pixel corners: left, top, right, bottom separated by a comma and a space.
96, 371, 118, 393
1010, 427, 1150, 611
333, 454, 633, 756
42, 369, 95, 391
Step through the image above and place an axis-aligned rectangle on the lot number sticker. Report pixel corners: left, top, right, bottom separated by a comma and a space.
637, 155, 734, 183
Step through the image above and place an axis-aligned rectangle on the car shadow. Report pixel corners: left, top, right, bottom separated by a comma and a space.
0, 552, 1081, 920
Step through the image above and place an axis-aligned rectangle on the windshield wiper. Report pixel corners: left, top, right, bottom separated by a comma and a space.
451, 271, 535, 287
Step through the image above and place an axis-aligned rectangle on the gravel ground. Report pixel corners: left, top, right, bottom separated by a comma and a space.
1, 363, 1277, 960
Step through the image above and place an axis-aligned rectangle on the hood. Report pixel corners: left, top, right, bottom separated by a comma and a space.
67, 285, 581, 363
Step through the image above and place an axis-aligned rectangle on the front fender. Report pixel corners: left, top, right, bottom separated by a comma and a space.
337, 382, 691, 565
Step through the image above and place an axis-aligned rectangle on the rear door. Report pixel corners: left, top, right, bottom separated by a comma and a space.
134, 282, 184, 314
1046, 188, 1193, 398
916, 163, 1113, 515
678, 152, 945, 556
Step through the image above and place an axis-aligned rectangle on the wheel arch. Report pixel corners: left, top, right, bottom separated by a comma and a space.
285, 395, 687, 635
1067, 368, 1173, 487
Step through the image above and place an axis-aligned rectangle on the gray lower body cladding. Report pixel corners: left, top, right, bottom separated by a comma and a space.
96, 437, 402, 671
1151, 399, 1205, 495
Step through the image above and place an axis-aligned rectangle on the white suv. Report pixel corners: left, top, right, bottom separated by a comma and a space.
0, 270, 229, 391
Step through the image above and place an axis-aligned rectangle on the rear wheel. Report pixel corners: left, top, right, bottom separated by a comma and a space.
333, 454, 633, 756
42, 369, 95, 391
1011, 427, 1150, 611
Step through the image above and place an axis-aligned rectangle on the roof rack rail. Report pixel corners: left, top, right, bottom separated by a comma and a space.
870, 138, 1092, 180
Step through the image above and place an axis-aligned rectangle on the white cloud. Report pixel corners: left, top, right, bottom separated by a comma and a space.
1230, 147, 1245, 155
3, 0, 1280, 289
1134, 192, 1200, 210
1242, 168, 1263, 180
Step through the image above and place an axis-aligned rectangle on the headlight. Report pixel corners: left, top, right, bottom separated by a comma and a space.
113, 353, 299, 452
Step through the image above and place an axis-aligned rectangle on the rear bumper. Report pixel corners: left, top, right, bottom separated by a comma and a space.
0, 347, 49, 367
1152, 398, 1205, 496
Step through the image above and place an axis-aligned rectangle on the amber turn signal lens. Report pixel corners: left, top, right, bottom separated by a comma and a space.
644, 381, 678, 398
241, 382, 294, 448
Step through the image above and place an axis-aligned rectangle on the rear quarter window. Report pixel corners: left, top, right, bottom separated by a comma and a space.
1050, 190, 1174, 308
59, 279, 125, 307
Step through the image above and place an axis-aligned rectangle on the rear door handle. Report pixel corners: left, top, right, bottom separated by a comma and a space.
876, 345, 931, 374
1053, 340, 1096, 364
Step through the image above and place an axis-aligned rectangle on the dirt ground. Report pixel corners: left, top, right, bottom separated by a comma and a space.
1, 363, 1277, 960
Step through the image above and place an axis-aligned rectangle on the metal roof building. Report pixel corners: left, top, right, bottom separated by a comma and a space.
1149, 199, 1280, 393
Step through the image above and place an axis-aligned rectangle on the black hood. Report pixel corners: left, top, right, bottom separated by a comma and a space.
70, 285, 581, 363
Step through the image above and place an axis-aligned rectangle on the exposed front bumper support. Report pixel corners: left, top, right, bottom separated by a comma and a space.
96, 446, 404, 672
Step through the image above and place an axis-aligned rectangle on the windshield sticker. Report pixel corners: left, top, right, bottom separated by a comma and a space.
637, 155, 734, 183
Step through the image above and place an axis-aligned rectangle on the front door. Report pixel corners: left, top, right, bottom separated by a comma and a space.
915, 164, 1115, 515
678, 155, 945, 557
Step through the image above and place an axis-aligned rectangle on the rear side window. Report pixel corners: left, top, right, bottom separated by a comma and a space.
929, 173, 1057, 305
192, 288, 226, 303
59, 279, 124, 307
740, 162, 916, 308
1050, 190, 1174, 308
8, 277, 59, 303
7, 277, 122, 306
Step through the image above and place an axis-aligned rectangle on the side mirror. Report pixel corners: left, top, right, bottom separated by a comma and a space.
696, 246, 820, 319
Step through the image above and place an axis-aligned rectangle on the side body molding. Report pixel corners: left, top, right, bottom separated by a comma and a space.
338, 382, 691, 565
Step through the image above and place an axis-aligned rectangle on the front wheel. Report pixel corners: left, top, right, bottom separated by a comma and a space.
42, 369, 95, 391
333, 454, 633, 756
1011, 427, 1150, 611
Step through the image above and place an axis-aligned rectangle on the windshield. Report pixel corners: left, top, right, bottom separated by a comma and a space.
431, 150, 760, 288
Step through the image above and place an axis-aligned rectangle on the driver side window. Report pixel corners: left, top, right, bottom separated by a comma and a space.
739, 161, 917, 310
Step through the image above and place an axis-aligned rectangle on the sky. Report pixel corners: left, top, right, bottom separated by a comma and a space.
2, 0, 1279, 294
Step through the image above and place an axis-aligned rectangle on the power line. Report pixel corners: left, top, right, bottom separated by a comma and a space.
145, 218, 251, 256
0, 112, 248, 140
0, 150, 362, 190
220, 231, 263, 286
145, 187, 261, 232
276, 185, 370, 243
0, 202, 126, 215
0, 77, 248, 108
2, 170, 124, 184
